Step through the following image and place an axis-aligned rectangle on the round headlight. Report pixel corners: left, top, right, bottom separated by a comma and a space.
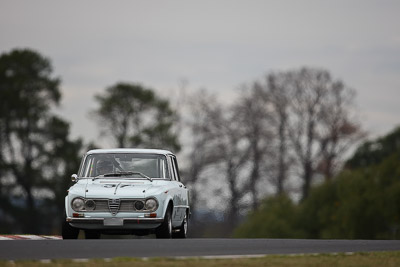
145, 198, 158, 211
134, 201, 144, 211
71, 198, 85, 211
85, 199, 96, 211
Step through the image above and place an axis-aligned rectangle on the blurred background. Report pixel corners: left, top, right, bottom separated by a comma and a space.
0, 0, 399, 238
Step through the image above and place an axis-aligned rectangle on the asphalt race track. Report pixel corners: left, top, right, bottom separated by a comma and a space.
1, 239, 400, 260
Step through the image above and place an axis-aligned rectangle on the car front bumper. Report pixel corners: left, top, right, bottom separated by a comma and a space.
67, 217, 164, 223
66, 217, 164, 230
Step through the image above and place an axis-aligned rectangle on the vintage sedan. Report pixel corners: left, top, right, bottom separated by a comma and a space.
62, 148, 189, 239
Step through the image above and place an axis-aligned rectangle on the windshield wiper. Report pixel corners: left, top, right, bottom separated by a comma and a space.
94, 171, 153, 182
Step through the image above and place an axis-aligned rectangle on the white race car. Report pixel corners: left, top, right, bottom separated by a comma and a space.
62, 148, 189, 239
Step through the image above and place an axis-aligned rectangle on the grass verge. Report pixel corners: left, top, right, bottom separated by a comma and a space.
2, 251, 400, 267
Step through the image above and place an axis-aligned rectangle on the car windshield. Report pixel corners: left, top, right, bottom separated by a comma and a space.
78, 153, 170, 179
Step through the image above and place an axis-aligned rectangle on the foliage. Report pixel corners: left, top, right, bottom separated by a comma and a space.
235, 126, 400, 239
301, 150, 400, 239
0, 48, 83, 234
234, 194, 305, 238
93, 82, 180, 152
346, 126, 400, 169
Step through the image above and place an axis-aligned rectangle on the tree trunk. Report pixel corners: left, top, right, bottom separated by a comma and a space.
227, 160, 239, 228
250, 139, 260, 210
277, 114, 287, 195
24, 189, 38, 234
302, 160, 313, 201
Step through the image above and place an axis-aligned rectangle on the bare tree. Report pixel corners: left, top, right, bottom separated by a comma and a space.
185, 90, 250, 228
212, 107, 250, 224
180, 67, 363, 238
270, 67, 362, 200
233, 85, 271, 209
317, 81, 364, 180
266, 74, 292, 195
236, 75, 292, 198
183, 90, 222, 217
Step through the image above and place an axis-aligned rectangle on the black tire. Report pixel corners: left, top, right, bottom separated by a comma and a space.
156, 206, 173, 239
84, 230, 101, 239
173, 212, 188, 239
62, 213, 79, 239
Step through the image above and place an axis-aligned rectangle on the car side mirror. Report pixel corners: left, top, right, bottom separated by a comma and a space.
71, 174, 78, 182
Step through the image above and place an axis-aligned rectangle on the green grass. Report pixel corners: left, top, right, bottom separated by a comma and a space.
2, 251, 400, 267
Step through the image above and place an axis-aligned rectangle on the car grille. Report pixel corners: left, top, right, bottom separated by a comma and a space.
108, 199, 120, 215
86, 199, 146, 214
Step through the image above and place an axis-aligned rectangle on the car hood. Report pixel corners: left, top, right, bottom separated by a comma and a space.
84, 179, 167, 198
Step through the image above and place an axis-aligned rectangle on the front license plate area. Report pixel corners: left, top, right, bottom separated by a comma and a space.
104, 218, 123, 226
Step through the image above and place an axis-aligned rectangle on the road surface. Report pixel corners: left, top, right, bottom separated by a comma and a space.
1, 238, 400, 260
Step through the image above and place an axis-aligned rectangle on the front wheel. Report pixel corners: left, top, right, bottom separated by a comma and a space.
62, 213, 79, 239
173, 213, 188, 239
156, 207, 172, 238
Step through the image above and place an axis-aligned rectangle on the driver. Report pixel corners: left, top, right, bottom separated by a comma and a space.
96, 160, 113, 176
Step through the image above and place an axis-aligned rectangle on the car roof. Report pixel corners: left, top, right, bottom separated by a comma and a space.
86, 148, 174, 156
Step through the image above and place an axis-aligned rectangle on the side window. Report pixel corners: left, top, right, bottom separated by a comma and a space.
161, 157, 170, 179
167, 156, 176, 181
170, 157, 178, 182
81, 156, 94, 177
77, 155, 86, 177
172, 156, 181, 182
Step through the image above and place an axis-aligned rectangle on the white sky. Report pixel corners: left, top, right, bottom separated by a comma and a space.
1, 0, 399, 147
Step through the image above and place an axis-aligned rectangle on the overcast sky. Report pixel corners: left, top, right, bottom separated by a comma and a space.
1, 0, 399, 147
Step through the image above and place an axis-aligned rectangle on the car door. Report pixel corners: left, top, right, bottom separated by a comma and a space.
172, 155, 189, 220
167, 155, 186, 224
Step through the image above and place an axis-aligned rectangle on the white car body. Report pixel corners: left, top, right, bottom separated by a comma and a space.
63, 148, 189, 239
